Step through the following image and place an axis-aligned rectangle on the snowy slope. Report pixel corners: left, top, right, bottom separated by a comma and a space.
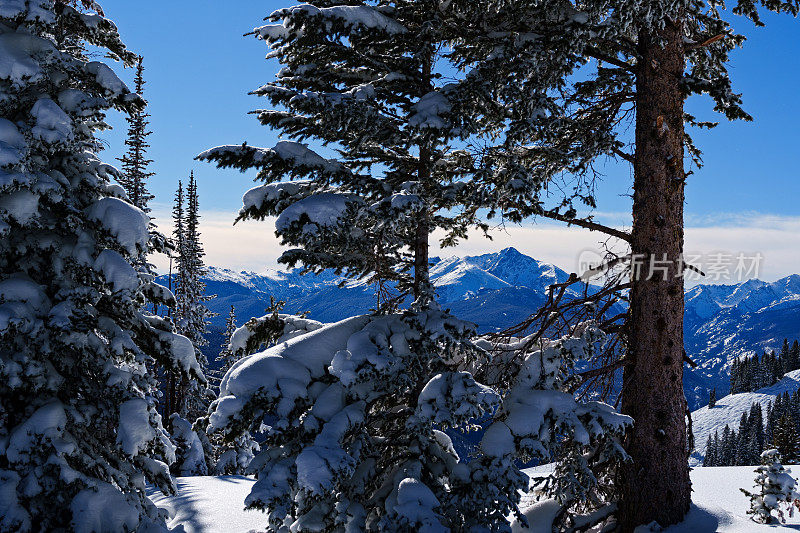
684, 275, 800, 408
149, 468, 800, 532
690, 369, 800, 466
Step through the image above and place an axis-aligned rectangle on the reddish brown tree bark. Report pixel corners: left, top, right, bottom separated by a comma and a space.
618, 18, 692, 531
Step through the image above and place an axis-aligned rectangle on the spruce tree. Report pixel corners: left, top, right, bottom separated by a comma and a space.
736, 412, 750, 466
200, 2, 632, 529
117, 57, 154, 223
216, 305, 238, 376
721, 425, 734, 466
0, 2, 201, 530
731, 359, 740, 394
455, 0, 800, 526
180, 171, 214, 351
703, 434, 715, 466
709, 387, 716, 408
741, 449, 798, 524
781, 339, 792, 374
773, 415, 800, 463
171, 172, 214, 422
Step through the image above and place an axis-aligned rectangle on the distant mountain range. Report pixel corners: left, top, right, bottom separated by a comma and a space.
161, 247, 800, 410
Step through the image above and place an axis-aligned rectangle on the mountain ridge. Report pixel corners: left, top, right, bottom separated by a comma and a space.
162, 247, 800, 410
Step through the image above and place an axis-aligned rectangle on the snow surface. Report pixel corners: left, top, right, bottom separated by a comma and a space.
690, 369, 800, 465
147, 476, 264, 533
150, 467, 800, 532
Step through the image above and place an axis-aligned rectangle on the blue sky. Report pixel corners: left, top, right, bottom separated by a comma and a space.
97, 1, 800, 279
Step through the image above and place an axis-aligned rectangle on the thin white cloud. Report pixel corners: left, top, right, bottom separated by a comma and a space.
150, 206, 800, 284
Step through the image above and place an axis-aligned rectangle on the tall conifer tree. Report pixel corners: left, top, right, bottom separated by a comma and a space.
117, 57, 154, 216
455, 0, 800, 526
200, 1, 632, 529
169, 173, 214, 421
0, 2, 201, 530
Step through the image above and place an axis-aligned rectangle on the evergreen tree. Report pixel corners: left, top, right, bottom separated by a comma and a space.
703, 433, 716, 467
781, 339, 792, 374
171, 173, 215, 422
773, 415, 800, 463
216, 304, 238, 376
0, 2, 202, 530
169, 413, 208, 476
454, 0, 800, 524
171, 180, 187, 316
749, 402, 766, 465
200, 2, 632, 529
180, 172, 214, 350
117, 57, 154, 219
766, 401, 776, 446
721, 425, 734, 466
731, 359, 741, 394
709, 387, 717, 408
741, 449, 798, 524
736, 412, 750, 465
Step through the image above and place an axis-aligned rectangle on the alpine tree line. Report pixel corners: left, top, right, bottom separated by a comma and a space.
729, 340, 800, 395
704, 391, 800, 466
2, 1, 799, 532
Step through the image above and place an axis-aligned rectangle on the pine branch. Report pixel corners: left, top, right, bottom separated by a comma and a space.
537, 210, 632, 242
612, 146, 634, 164
585, 47, 636, 73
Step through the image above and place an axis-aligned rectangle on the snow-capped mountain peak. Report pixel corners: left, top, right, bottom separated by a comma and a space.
165, 248, 800, 411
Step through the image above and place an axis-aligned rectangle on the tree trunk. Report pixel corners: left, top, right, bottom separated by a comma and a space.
413, 47, 433, 301
413, 208, 430, 300
618, 18, 691, 531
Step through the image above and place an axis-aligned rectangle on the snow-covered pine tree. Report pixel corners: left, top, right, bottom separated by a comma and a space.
160, 179, 187, 418
741, 449, 799, 524
748, 402, 766, 464
736, 412, 751, 466
216, 304, 238, 376
452, 0, 800, 526
176, 171, 215, 422
171, 179, 186, 316
117, 57, 154, 222
197, 0, 555, 304
773, 415, 800, 463
703, 431, 719, 467
199, 1, 632, 529
180, 171, 214, 351
168, 173, 215, 423
0, 1, 202, 530
169, 413, 208, 477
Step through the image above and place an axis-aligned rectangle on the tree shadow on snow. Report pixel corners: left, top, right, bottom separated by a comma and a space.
662, 504, 720, 532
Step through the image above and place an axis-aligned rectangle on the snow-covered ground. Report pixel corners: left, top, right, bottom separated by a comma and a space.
663, 466, 800, 532
147, 476, 264, 533
690, 369, 800, 465
149, 466, 800, 532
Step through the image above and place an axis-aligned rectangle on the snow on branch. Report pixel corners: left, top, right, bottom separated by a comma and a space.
254, 3, 407, 43
197, 141, 350, 182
